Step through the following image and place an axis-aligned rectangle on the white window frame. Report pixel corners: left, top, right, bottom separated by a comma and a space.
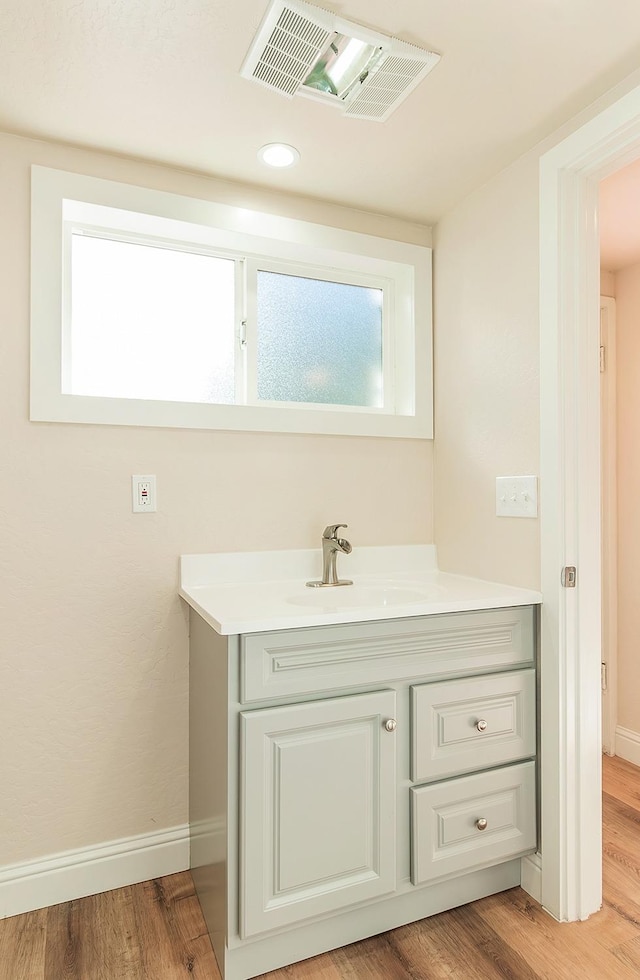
31, 166, 433, 438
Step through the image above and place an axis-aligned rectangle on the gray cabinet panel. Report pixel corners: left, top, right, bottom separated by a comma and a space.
241, 606, 535, 703
411, 669, 536, 782
240, 689, 397, 938
411, 761, 536, 885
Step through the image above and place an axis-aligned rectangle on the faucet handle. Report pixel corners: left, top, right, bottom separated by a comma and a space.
323, 523, 348, 539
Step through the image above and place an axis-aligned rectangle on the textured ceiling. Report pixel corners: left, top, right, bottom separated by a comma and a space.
3, 1, 640, 224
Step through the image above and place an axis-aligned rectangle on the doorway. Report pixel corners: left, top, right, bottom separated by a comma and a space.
539, 82, 640, 923
599, 292, 616, 757
598, 167, 640, 764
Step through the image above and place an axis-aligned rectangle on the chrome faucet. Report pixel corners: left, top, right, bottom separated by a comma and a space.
306, 524, 353, 588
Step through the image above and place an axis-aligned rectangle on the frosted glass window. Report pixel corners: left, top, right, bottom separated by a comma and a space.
69, 235, 236, 404
256, 271, 383, 407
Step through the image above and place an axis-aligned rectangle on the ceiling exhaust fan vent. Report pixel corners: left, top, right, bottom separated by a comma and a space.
240, 0, 440, 121
243, 3, 333, 98
345, 55, 433, 121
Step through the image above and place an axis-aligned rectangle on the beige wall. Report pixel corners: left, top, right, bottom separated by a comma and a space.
433, 68, 640, 591
0, 132, 433, 866
613, 262, 640, 734
433, 151, 541, 587
601, 268, 617, 297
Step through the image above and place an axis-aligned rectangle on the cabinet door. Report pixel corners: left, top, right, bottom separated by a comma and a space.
240, 690, 397, 938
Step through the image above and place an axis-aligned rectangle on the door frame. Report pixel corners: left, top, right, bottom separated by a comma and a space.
539, 83, 640, 922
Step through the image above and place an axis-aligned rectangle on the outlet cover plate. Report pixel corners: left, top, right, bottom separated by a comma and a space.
496, 475, 538, 518
132, 474, 157, 513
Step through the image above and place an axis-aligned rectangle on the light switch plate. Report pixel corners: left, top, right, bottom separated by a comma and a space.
496, 475, 538, 518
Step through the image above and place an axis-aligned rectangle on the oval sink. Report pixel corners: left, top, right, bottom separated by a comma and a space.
286, 584, 437, 610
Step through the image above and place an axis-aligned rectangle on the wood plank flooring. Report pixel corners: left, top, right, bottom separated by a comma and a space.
2, 754, 640, 980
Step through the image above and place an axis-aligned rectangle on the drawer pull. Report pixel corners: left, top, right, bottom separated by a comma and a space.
475, 818, 488, 831
476, 719, 488, 732
384, 718, 397, 733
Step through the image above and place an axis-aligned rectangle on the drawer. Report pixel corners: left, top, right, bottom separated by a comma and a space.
411, 761, 536, 885
411, 669, 535, 782
240, 606, 535, 703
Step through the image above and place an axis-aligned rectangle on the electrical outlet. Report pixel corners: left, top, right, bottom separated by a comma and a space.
496, 475, 538, 518
132, 474, 157, 513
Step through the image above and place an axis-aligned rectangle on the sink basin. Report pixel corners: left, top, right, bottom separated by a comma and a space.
286, 584, 438, 610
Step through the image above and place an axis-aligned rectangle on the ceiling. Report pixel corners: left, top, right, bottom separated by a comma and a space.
3, 1, 640, 225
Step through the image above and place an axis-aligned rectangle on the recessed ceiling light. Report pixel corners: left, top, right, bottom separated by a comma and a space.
258, 143, 300, 168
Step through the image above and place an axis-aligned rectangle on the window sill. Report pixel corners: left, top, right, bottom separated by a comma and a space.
29, 392, 431, 439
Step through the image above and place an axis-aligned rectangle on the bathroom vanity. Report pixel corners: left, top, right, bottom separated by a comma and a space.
180, 546, 541, 980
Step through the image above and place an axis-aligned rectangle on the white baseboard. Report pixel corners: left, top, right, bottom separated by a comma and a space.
520, 852, 542, 904
615, 726, 640, 767
0, 824, 189, 920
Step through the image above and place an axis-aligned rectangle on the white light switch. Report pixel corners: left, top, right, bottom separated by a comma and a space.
132, 474, 157, 513
496, 476, 538, 518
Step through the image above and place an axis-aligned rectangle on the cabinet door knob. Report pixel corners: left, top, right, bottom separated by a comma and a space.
476, 719, 488, 732
384, 718, 397, 733
476, 818, 488, 831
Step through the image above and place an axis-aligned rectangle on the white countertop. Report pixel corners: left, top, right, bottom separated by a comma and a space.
179, 546, 542, 635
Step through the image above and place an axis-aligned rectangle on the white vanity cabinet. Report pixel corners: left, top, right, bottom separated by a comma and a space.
189, 603, 538, 980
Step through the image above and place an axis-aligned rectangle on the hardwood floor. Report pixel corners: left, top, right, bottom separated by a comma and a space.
2, 754, 640, 979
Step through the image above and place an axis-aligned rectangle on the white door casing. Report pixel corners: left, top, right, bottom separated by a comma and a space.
539, 83, 640, 922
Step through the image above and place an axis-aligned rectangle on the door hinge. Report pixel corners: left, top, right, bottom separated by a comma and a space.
600, 345, 606, 372
601, 662, 608, 692
561, 566, 577, 588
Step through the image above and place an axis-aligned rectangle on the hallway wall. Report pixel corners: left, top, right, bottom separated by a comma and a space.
613, 260, 640, 753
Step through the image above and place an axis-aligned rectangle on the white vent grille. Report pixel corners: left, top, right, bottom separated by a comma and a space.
240, 0, 441, 120
242, 3, 332, 98
344, 54, 438, 121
